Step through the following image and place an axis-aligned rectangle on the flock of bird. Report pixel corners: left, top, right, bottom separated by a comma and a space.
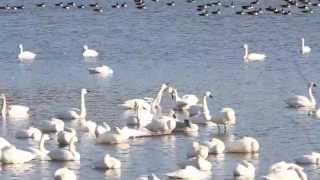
0, 37, 318, 179
0, 0, 319, 16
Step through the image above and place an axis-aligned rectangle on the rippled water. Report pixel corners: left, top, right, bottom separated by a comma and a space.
1, 0, 320, 179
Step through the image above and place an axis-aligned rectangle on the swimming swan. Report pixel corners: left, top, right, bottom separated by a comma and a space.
285, 81, 317, 108
1, 145, 36, 164
55, 88, 89, 120
1, 94, 30, 119
233, 160, 255, 178
88, 65, 113, 75
57, 128, 77, 146
180, 156, 212, 171
166, 166, 203, 179
54, 167, 77, 180
188, 91, 215, 125
169, 87, 199, 110
18, 44, 36, 60
94, 154, 121, 169
300, 38, 311, 54
210, 107, 236, 133
48, 137, 80, 161
243, 44, 266, 62
82, 45, 99, 57
146, 110, 177, 134
225, 136, 260, 153
295, 152, 320, 164
187, 141, 209, 159
40, 118, 65, 133
96, 127, 131, 144
29, 133, 50, 160
203, 138, 225, 154
127, 102, 153, 127
263, 161, 307, 180
15, 126, 42, 141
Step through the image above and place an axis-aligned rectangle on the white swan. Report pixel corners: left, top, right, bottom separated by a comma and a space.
88, 65, 113, 75
96, 126, 131, 144
1, 94, 30, 119
263, 161, 307, 180
57, 128, 77, 146
169, 87, 199, 110
243, 44, 266, 62
18, 44, 36, 60
40, 118, 65, 133
1, 145, 36, 164
179, 156, 212, 171
54, 167, 77, 180
127, 102, 153, 127
16, 126, 42, 141
174, 119, 199, 133
0, 137, 11, 150
94, 122, 111, 136
94, 154, 121, 169
300, 38, 311, 54
48, 137, 80, 161
233, 160, 255, 178
146, 110, 176, 134
226, 136, 260, 153
203, 138, 225, 154
29, 133, 50, 160
285, 82, 316, 108
187, 141, 209, 159
295, 152, 320, 164
82, 45, 99, 57
166, 166, 203, 179
210, 107, 236, 133
55, 88, 89, 120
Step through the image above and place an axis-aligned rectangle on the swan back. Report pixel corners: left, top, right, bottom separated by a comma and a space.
54, 167, 77, 180
233, 160, 255, 177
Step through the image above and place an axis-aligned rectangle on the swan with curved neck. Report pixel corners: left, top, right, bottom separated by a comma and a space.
18, 44, 36, 60
243, 44, 266, 62
29, 133, 50, 160
301, 38, 311, 54
55, 88, 89, 120
1, 94, 30, 119
169, 87, 199, 110
188, 91, 214, 125
16, 126, 42, 141
57, 128, 77, 146
82, 45, 99, 57
48, 136, 80, 161
94, 154, 121, 169
285, 81, 316, 108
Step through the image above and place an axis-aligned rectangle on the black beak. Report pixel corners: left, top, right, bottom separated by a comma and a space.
173, 113, 176, 119
171, 94, 174, 100
313, 84, 317, 87
87, 90, 91, 92
209, 94, 213, 98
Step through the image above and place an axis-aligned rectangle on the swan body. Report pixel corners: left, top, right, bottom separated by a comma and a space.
203, 138, 225, 154
15, 126, 42, 141
187, 141, 209, 159
226, 136, 260, 153
18, 44, 36, 60
29, 134, 50, 160
295, 152, 320, 164
146, 111, 176, 134
170, 87, 199, 110
301, 38, 311, 54
54, 167, 77, 180
55, 88, 88, 120
48, 137, 80, 161
210, 107, 236, 133
127, 102, 153, 127
1, 94, 29, 119
180, 157, 212, 171
1, 145, 36, 164
94, 154, 121, 169
234, 161, 255, 178
263, 161, 307, 180
96, 127, 131, 144
41, 118, 65, 132
57, 128, 77, 146
166, 166, 202, 179
243, 44, 266, 62
88, 65, 113, 75
285, 82, 316, 108
174, 119, 199, 133
82, 45, 98, 57
94, 122, 111, 136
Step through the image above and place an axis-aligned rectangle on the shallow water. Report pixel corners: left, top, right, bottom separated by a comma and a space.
1, 0, 320, 179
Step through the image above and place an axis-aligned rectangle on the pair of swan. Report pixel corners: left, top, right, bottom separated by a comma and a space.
94, 154, 121, 169
54, 167, 77, 180
203, 138, 225, 154
300, 38, 311, 54
225, 136, 260, 153
1, 145, 36, 164
286, 81, 317, 108
55, 88, 89, 120
169, 87, 199, 111
88, 65, 113, 76
1, 94, 30, 119
263, 161, 307, 180
15, 126, 42, 141
18, 44, 36, 61
233, 160, 255, 178
295, 152, 320, 164
187, 141, 209, 159
243, 44, 266, 62
83, 45, 99, 57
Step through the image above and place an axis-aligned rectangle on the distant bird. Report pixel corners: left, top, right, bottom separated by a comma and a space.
167, 1, 175, 6
211, 9, 221, 14
36, 3, 46, 8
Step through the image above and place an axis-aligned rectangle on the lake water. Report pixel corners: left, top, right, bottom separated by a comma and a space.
1, 0, 320, 179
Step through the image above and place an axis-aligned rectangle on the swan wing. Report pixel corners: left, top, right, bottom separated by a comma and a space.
48, 149, 73, 161
286, 95, 312, 107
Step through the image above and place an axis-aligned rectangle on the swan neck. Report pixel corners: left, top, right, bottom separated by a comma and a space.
302, 39, 305, 48
308, 85, 316, 106
2, 95, 6, 118
80, 92, 86, 119
39, 136, 47, 152
69, 141, 76, 154
202, 95, 211, 120
152, 85, 166, 107
20, 46, 23, 54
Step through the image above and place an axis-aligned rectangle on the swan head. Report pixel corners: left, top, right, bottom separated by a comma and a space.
83, 45, 88, 50
0, 94, 5, 99
19, 44, 23, 49
161, 83, 169, 90
243, 44, 248, 49
205, 91, 213, 98
309, 81, 316, 88
81, 88, 89, 95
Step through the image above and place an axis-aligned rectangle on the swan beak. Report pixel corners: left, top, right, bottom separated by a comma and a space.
172, 113, 176, 119
209, 94, 213, 98
171, 94, 174, 100
313, 84, 317, 87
